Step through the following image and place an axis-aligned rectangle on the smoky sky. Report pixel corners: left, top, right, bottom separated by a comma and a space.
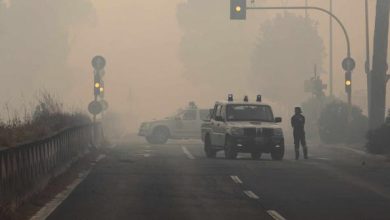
0, 0, 94, 106
0, 0, 389, 132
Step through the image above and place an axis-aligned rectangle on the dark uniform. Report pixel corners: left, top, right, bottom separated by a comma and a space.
291, 107, 308, 160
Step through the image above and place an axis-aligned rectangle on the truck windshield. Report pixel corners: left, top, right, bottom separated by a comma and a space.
226, 104, 274, 122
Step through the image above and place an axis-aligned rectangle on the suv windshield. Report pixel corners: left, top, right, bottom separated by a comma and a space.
226, 104, 274, 122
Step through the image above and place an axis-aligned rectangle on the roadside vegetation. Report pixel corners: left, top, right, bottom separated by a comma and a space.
0, 92, 90, 148
302, 96, 368, 145
366, 110, 390, 154
318, 100, 368, 144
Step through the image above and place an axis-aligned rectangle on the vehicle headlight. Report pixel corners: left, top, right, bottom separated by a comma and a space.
230, 127, 244, 136
274, 128, 283, 137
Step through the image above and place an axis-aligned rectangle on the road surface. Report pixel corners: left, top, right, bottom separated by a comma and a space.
46, 137, 390, 220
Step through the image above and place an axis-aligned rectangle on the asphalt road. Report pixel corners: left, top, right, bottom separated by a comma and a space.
47, 137, 390, 220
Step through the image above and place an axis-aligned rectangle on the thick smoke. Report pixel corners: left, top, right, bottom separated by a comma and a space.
0, 0, 95, 105
251, 13, 325, 106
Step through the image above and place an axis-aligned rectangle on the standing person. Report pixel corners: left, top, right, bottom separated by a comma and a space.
291, 107, 308, 160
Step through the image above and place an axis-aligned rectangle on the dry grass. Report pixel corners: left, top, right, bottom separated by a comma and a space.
0, 92, 90, 148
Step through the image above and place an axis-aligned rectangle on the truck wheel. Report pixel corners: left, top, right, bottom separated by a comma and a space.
151, 127, 169, 144
224, 137, 237, 159
145, 136, 155, 144
251, 152, 262, 160
271, 144, 284, 160
204, 136, 216, 158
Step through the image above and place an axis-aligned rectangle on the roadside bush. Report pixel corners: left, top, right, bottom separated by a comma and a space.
301, 96, 335, 139
0, 92, 90, 147
318, 100, 368, 144
366, 110, 390, 154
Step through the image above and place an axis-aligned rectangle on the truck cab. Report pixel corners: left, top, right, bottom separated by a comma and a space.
139, 102, 209, 144
201, 95, 284, 160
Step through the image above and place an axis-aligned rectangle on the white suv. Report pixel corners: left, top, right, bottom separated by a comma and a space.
138, 103, 209, 144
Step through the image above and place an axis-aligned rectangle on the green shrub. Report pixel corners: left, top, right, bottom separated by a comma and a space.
318, 100, 368, 144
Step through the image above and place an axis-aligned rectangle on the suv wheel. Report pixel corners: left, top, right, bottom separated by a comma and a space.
271, 144, 284, 160
150, 127, 169, 144
224, 137, 237, 159
251, 152, 262, 160
204, 136, 216, 158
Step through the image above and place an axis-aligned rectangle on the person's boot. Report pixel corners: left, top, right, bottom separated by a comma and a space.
303, 147, 308, 159
295, 150, 299, 160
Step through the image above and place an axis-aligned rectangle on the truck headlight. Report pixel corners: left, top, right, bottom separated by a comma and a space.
274, 128, 283, 137
231, 127, 244, 136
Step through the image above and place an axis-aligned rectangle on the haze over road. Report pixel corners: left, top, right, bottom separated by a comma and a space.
46, 137, 390, 220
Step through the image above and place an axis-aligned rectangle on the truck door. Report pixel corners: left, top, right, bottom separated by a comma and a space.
178, 109, 198, 137
210, 105, 225, 146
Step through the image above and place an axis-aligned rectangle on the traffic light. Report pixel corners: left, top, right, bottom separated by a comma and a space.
345, 71, 351, 94
99, 81, 105, 98
230, 0, 246, 20
94, 73, 101, 96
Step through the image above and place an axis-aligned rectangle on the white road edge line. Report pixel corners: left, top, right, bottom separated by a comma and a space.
243, 190, 259, 199
230, 175, 243, 184
30, 169, 92, 220
181, 146, 195, 160
267, 210, 287, 220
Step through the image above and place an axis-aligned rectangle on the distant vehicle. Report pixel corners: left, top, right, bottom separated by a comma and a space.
201, 95, 285, 160
138, 102, 210, 144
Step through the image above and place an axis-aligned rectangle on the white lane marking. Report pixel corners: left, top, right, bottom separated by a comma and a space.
95, 154, 106, 162
30, 170, 91, 220
317, 157, 331, 161
341, 146, 367, 156
230, 175, 243, 184
181, 146, 195, 160
145, 145, 151, 148
267, 210, 287, 220
144, 153, 151, 157
144, 150, 153, 152
243, 190, 259, 199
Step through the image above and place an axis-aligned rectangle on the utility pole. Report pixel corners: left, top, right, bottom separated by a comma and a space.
329, 0, 333, 96
365, 0, 371, 118
369, 0, 390, 129
305, 0, 308, 18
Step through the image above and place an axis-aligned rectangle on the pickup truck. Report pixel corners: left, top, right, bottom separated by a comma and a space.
201, 96, 285, 160
138, 103, 209, 144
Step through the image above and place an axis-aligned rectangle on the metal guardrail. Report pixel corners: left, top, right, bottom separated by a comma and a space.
0, 123, 102, 210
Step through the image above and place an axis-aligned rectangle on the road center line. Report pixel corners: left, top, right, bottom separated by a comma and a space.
230, 175, 243, 184
317, 157, 331, 161
243, 190, 259, 199
267, 210, 287, 220
181, 146, 195, 159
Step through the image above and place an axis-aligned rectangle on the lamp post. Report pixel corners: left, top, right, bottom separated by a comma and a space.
365, 0, 372, 118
